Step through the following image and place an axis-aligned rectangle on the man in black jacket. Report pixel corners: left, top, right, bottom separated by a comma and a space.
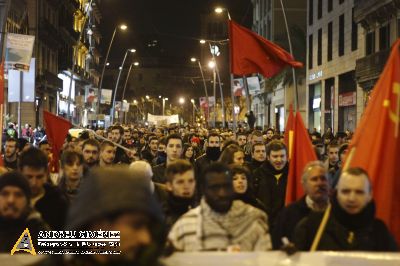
272, 161, 329, 249
0, 171, 48, 252
294, 167, 398, 251
19, 147, 68, 230
163, 160, 197, 231
253, 140, 288, 229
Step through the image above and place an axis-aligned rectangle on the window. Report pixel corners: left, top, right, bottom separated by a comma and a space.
328, 0, 333, 12
318, 0, 322, 19
365, 31, 375, 55
351, 8, 358, 51
379, 24, 390, 50
308, 34, 313, 69
318, 28, 322, 65
338, 14, 344, 56
309, 0, 313, 26
327, 22, 333, 61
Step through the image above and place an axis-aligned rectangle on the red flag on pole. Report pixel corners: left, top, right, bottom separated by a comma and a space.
285, 111, 317, 205
344, 39, 400, 244
43, 111, 72, 173
228, 20, 303, 78
284, 104, 295, 159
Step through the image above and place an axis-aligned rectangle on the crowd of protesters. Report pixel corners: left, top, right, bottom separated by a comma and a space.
0, 121, 397, 265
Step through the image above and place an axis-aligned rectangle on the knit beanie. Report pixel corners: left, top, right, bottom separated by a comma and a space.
0, 171, 31, 201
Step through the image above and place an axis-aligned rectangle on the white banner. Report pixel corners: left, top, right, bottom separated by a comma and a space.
148, 113, 179, 125
101, 89, 112, 104
122, 101, 130, 112
199, 96, 215, 108
5, 33, 35, 71
247, 76, 261, 95
8, 58, 35, 102
163, 252, 400, 266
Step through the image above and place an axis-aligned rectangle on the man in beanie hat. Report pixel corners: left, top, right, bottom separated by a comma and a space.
0, 171, 48, 252
34, 167, 166, 266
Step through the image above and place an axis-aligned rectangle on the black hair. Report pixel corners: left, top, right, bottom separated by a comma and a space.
266, 140, 287, 156
166, 133, 182, 146
18, 147, 48, 171
202, 162, 232, 188
61, 150, 83, 167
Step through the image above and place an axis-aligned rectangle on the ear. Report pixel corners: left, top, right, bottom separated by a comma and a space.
166, 182, 173, 192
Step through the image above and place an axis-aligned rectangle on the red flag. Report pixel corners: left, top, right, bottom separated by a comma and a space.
43, 111, 72, 173
284, 104, 295, 158
344, 39, 400, 244
229, 20, 303, 78
285, 112, 317, 205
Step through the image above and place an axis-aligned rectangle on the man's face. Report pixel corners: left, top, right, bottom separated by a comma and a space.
266, 130, 274, 140
252, 145, 266, 162
111, 129, 121, 143
0, 186, 28, 219
303, 167, 329, 204
100, 145, 116, 164
40, 144, 52, 156
82, 144, 99, 166
267, 149, 287, 171
123, 131, 131, 141
328, 147, 339, 164
337, 173, 372, 214
91, 213, 152, 263
237, 135, 247, 147
208, 136, 221, 148
158, 143, 166, 152
251, 135, 263, 145
165, 139, 182, 162
149, 140, 158, 152
62, 161, 83, 181
204, 172, 234, 213
166, 170, 196, 198
21, 166, 47, 197
4, 141, 17, 158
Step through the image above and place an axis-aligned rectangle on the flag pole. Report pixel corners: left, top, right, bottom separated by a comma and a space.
230, 74, 236, 133
279, 0, 298, 111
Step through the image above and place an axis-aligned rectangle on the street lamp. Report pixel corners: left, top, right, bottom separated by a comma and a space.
111, 48, 136, 124
190, 57, 210, 124
97, 24, 128, 115
162, 97, 168, 116
190, 99, 196, 125
208, 59, 217, 127
121, 61, 140, 123
179, 97, 185, 104
199, 39, 206, 44
214, 6, 231, 19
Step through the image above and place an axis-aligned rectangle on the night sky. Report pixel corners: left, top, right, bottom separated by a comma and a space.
99, 0, 252, 67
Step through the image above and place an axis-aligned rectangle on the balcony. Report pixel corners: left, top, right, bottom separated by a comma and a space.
354, 0, 400, 29
355, 49, 390, 90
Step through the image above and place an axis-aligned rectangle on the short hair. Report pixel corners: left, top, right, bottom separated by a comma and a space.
100, 140, 115, 151
202, 162, 232, 188
207, 132, 220, 142
340, 167, 371, 191
165, 159, 194, 183
166, 133, 182, 146
236, 132, 247, 138
148, 136, 158, 144
111, 125, 124, 135
327, 142, 340, 150
61, 150, 83, 167
158, 137, 167, 146
5, 137, 17, 144
221, 139, 239, 152
252, 130, 263, 137
18, 147, 48, 171
82, 139, 100, 151
266, 140, 287, 156
251, 142, 265, 154
301, 161, 326, 184
266, 128, 274, 133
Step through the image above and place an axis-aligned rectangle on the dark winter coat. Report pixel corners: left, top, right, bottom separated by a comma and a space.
152, 163, 167, 184
162, 193, 197, 232
253, 161, 289, 229
294, 199, 398, 251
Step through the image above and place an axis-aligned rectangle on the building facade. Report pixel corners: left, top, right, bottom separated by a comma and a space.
251, 0, 307, 131
306, 0, 400, 134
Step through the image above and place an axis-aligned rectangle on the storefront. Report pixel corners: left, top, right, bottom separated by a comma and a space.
338, 71, 357, 132
308, 82, 322, 132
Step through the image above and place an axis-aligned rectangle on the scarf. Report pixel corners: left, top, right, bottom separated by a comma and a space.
200, 199, 270, 251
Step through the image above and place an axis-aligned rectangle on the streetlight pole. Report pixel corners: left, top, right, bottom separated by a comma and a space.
111, 49, 135, 124
209, 43, 225, 128
191, 58, 210, 125
162, 97, 168, 116
97, 24, 127, 116
212, 64, 217, 127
